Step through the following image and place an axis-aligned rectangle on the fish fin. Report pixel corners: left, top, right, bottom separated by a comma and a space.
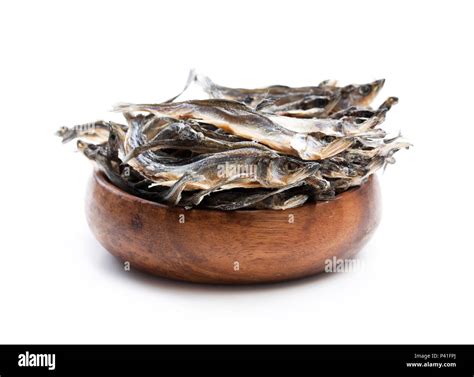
161, 174, 197, 205
319, 79, 338, 87
122, 148, 141, 164
164, 69, 197, 103
294, 134, 352, 160
193, 72, 225, 98
319, 137, 354, 159
328, 105, 358, 119
278, 194, 309, 210
318, 90, 342, 117
358, 115, 383, 131
254, 97, 275, 111
186, 179, 236, 206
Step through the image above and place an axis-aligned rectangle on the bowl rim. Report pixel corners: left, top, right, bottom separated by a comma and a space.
92, 169, 374, 213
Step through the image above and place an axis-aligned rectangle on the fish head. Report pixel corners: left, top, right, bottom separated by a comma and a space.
76, 139, 86, 153
340, 79, 385, 108
108, 122, 126, 144
165, 122, 203, 143
76, 140, 98, 160
77, 140, 111, 165
55, 126, 77, 143
269, 157, 320, 185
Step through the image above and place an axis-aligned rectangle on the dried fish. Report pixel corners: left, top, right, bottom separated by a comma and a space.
196, 181, 307, 211
193, 72, 335, 106
193, 73, 384, 115
122, 119, 272, 163
114, 99, 354, 160
329, 97, 399, 120
133, 148, 320, 205
58, 74, 408, 210
55, 121, 125, 144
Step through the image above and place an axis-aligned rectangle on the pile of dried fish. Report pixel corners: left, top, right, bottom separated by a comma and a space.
57, 72, 409, 210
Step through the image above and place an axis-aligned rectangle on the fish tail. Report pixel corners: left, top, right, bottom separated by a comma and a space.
375, 97, 399, 119
280, 195, 309, 210
319, 137, 353, 159
122, 148, 139, 164
164, 69, 197, 103
320, 90, 342, 116
193, 72, 223, 98
355, 96, 398, 132
359, 114, 384, 131
162, 174, 196, 205
188, 179, 234, 206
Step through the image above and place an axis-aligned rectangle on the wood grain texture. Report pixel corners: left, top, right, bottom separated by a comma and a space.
85, 171, 381, 284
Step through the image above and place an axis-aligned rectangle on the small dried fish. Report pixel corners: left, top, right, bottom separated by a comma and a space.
58, 74, 408, 211
330, 157, 387, 192
56, 121, 128, 145
196, 181, 307, 211
193, 73, 384, 114
193, 72, 335, 106
128, 147, 320, 205
55, 121, 125, 144
76, 139, 180, 202
122, 119, 272, 163
329, 97, 399, 120
114, 99, 354, 160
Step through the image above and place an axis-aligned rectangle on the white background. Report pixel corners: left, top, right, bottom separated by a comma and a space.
1, 0, 473, 344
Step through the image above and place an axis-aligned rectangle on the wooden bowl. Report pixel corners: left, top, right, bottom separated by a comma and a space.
85, 171, 381, 284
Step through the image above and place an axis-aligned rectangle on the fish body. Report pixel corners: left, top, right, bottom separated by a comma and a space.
56, 121, 115, 144
60, 74, 406, 211
194, 73, 337, 106
123, 119, 272, 163
197, 181, 308, 211
56, 121, 128, 145
115, 99, 354, 160
134, 148, 319, 189
193, 73, 385, 114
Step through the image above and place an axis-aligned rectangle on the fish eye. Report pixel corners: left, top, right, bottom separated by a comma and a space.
285, 161, 299, 171
243, 95, 254, 104
359, 84, 372, 96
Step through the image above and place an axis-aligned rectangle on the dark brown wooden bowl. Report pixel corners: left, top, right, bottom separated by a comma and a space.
85, 171, 381, 284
